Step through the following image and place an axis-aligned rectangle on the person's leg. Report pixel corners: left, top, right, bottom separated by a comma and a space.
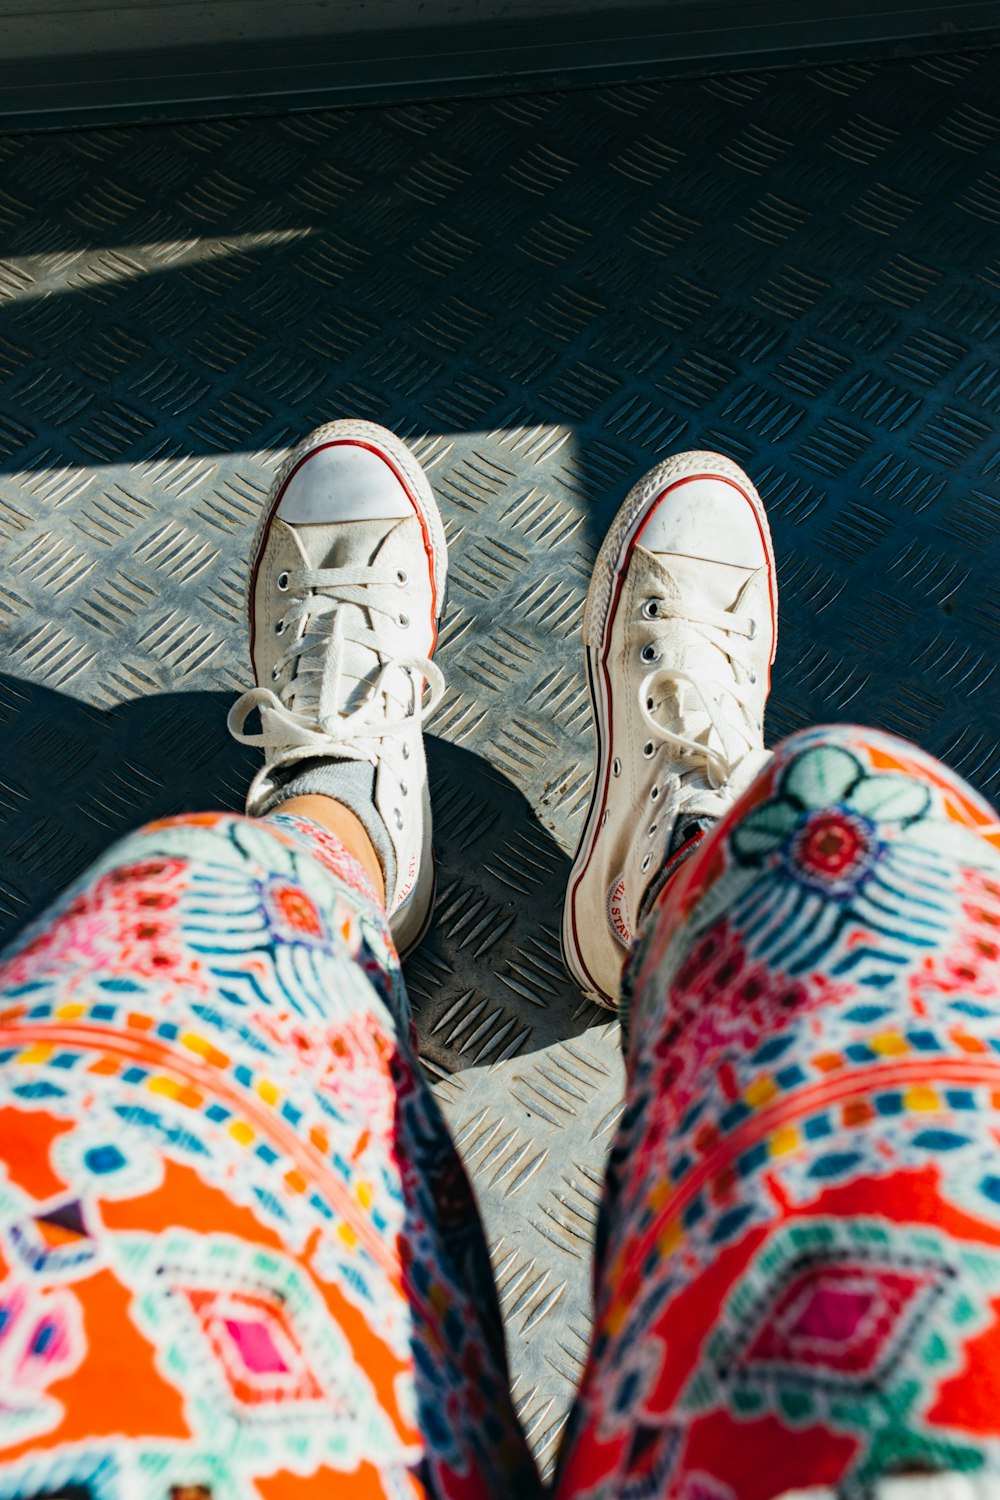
280, 794, 386, 903
0, 421, 540, 1498
0, 805, 537, 1497
558, 449, 1000, 1496
558, 726, 1000, 1498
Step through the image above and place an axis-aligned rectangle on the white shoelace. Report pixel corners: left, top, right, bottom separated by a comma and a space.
636, 600, 1000, 853
228, 564, 444, 766
637, 590, 762, 794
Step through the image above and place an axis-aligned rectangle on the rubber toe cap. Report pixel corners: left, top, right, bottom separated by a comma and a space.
638, 474, 766, 568
277, 442, 414, 524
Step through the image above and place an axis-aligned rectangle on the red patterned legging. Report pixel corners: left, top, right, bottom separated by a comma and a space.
1, 726, 1000, 1500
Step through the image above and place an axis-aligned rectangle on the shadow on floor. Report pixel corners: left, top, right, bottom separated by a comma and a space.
0, 674, 607, 1068
3, 60, 1000, 811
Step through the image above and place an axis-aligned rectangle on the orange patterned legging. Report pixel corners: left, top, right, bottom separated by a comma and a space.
2, 727, 1000, 1500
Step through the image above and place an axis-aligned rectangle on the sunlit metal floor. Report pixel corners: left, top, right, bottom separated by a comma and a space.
1, 48, 999, 1474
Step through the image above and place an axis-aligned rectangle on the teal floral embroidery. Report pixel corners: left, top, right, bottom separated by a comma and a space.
731, 746, 930, 900
706, 742, 960, 983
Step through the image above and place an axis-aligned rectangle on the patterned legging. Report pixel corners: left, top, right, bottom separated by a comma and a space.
1, 726, 1000, 1500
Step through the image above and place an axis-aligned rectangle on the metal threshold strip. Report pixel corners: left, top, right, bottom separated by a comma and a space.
0, 0, 998, 129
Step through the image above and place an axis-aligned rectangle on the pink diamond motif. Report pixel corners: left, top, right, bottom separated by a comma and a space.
741, 1261, 935, 1378
223, 1316, 291, 1376
789, 1284, 875, 1345
186, 1288, 324, 1405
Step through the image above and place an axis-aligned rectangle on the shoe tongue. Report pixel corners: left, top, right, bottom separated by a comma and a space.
298, 515, 404, 571
641, 546, 754, 615
638, 547, 754, 762
291, 518, 408, 721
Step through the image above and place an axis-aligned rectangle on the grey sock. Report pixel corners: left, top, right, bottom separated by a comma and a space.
261, 758, 397, 899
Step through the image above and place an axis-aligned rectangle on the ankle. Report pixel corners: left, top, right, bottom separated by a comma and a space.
276, 794, 386, 907
257, 755, 399, 907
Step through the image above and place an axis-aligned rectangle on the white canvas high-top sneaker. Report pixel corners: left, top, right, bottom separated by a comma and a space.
562, 451, 777, 1008
228, 420, 447, 955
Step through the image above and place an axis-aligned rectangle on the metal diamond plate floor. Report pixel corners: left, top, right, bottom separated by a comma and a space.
2, 50, 1000, 1475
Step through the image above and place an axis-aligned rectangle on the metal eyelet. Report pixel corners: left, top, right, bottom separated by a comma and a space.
643, 741, 655, 758
641, 644, 659, 664
650, 786, 659, 801
396, 569, 408, 586
401, 743, 410, 760
749, 670, 757, 684
275, 619, 285, 635
648, 823, 658, 838
277, 571, 289, 591
399, 613, 409, 628
394, 808, 403, 830
641, 599, 660, 619
612, 757, 622, 776
271, 664, 281, 681
400, 781, 408, 797
641, 853, 652, 872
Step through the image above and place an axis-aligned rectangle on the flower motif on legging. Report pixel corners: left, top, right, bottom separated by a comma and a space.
721, 743, 959, 983
265, 879, 327, 941
730, 744, 930, 896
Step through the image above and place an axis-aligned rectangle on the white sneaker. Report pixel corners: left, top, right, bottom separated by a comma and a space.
228, 420, 448, 955
562, 451, 777, 1008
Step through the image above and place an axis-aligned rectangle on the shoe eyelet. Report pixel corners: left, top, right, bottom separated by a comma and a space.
400, 781, 408, 797
648, 823, 658, 838
748, 618, 757, 640
641, 853, 652, 872
600, 809, 609, 827
643, 741, 655, 758
646, 695, 654, 710
277, 571, 289, 592
641, 644, 659, 664
394, 808, 403, 830
612, 756, 622, 777
401, 743, 410, 760
641, 599, 660, 619
396, 569, 408, 586
650, 787, 659, 801
275, 619, 285, 635
399, 613, 409, 628
271, 664, 281, 681
749, 670, 757, 684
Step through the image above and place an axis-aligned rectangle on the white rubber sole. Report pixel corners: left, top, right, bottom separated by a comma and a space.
561, 451, 777, 1008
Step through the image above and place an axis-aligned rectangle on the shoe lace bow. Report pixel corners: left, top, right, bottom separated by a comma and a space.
227, 563, 444, 766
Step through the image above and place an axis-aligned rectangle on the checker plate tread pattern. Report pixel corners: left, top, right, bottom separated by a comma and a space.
1, 51, 1000, 1473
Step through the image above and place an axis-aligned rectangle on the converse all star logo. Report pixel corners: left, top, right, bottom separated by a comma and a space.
607, 874, 632, 949
397, 853, 418, 906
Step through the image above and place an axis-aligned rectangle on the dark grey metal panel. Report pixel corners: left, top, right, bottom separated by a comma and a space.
6, 0, 721, 54
0, 0, 998, 129
1, 50, 999, 1471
